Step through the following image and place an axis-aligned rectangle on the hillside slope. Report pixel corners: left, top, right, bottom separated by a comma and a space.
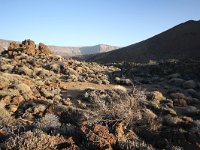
88, 20, 200, 63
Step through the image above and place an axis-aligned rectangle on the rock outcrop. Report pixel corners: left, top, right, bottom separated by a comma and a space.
3, 39, 51, 57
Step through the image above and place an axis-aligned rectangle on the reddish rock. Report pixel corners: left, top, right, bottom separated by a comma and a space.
8, 41, 20, 50
12, 95, 24, 106
2, 95, 11, 104
22, 39, 36, 55
0, 129, 6, 137
81, 124, 116, 150
38, 43, 52, 55
9, 104, 18, 112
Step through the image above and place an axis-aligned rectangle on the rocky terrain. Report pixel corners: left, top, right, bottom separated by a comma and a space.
0, 39, 119, 57
0, 40, 199, 150
87, 20, 200, 63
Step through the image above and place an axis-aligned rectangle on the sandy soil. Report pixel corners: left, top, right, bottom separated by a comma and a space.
60, 82, 131, 99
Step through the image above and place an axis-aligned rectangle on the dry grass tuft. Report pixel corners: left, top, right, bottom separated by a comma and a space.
35, 113, 61, 132
3, 130, 65, 150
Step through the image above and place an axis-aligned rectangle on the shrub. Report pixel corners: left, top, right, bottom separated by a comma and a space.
35, 113, 61, 132
3, 130, 65, 150
166, 145, 184, 150
0, 104, 14, 137
60, 123, 77, 136
0, 89, 20, 97
0, 76, 10, 89
162, 115, 182, 125
114, 77, 133, 86
148, 60, 157, 65
0, 104, 13, 127
113, 85, 127, 93
0, 72, 22, 82
67, 74, 78, 82
117, 139, 154, 150
67, 68, 78, 76
40, 88, 54, 98
81, 87, 146, 128
191, 120, 200, 133
0, 64, 14, 72
15, 83, 32, 94
37, 69, 50, 78
17, 66, 33, 76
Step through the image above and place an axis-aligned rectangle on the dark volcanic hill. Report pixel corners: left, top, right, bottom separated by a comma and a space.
88, 20, 200, 63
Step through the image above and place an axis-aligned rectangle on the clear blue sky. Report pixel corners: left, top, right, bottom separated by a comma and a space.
0, 0, 200, 46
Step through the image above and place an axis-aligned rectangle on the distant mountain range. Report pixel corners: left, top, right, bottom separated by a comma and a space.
48, 44, 119, 56
0, 39, 119, 57
87, 20, 200, 63
0, 39, 13, 51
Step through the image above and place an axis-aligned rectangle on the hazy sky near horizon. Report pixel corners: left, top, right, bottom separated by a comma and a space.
1, 0, 200, 46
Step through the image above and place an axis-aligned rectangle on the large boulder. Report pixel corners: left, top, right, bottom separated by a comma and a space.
4, 40, 37, 57
38, 43, 52, 55
22, 39, 36, 55
4, 40, 53, 57
8, 41, 20, 50
5, 42, 22, 57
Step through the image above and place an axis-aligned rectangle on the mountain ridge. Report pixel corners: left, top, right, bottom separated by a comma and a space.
0, 39, 119, 57
87, 20, 200, 63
